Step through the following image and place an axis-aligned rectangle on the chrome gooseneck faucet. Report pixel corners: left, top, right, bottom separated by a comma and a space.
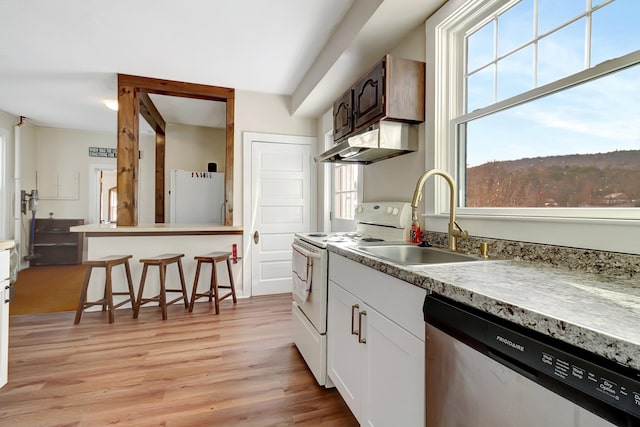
411, 169, 468, 251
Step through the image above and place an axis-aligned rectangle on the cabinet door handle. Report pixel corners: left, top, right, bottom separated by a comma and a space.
4, 284, 13, 303
351, 304, 359, 335
358, 310, 367, 344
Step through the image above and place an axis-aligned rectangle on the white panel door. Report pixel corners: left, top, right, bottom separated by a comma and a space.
250, 138, 312, 295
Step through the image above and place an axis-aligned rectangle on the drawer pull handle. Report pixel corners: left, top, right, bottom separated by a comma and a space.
351, 304, 359, 335
358, 310, 367, 344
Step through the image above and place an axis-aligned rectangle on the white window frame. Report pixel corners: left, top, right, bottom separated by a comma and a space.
426, 0, 640, 255
322, 129, 363, 232
330, 161, 363, 232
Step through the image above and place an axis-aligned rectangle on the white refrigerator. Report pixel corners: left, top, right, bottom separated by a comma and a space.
170, 169, 225, 224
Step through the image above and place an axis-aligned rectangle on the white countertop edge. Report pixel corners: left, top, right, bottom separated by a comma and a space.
0, 240, 15, 250
70, 224, 243, 233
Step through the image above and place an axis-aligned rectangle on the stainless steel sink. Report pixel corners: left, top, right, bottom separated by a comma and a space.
352, 244, 483, 265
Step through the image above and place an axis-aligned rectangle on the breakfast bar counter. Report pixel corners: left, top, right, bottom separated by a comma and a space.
70, 223, 243, 236
71, 224, 245, 305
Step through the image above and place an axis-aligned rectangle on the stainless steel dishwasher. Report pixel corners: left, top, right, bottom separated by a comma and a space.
423, 295, 640, 426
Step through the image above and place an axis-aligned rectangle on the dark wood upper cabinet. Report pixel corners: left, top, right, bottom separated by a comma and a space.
333, 89, 353, 141
334, 55, 425, 142
354, 60, 386, 129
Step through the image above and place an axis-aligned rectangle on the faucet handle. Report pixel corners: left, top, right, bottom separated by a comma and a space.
450, 221, 469, 239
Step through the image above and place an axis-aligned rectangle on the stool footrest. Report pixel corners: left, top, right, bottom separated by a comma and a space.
189, 254, 237, 314
112, 299, 133, 309
134, 254, 189, 320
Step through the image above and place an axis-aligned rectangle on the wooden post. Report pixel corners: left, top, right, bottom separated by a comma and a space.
117, 82, 140, 226
225, 96, 235, 226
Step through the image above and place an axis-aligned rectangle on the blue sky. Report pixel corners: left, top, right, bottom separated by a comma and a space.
464, 0, 640, 167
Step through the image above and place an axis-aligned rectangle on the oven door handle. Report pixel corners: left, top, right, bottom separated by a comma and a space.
292, 244, 322, 260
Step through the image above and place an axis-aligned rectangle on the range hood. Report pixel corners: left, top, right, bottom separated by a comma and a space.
315, 120, 418, 165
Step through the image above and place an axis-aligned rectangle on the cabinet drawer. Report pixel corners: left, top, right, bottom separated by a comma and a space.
329, 253, 425, 340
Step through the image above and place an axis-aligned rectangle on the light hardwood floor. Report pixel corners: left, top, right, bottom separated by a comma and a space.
1, 294, 358, 426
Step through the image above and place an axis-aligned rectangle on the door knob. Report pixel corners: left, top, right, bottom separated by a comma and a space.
253, 230, 259, 244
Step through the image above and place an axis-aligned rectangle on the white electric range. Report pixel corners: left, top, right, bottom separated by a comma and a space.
291, 202, 412, 387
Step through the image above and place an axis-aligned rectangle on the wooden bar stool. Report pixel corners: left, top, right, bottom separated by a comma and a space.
189, 251, 237, 314
133, 253, 188, 320
74, 255, 135, 324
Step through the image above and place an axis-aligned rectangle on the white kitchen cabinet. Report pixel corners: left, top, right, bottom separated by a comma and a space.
328, 253, 425, 426
363, 304, 424, 426
1, 246, 11, 389
37, 170, 80, 200
328, 282, 364, 414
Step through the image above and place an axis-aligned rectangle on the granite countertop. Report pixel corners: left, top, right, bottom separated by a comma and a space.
329, 243, 640, 372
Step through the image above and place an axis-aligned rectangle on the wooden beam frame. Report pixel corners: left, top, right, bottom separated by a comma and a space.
138, 93, 167, 223
139, 92, 166, 134
117, 74, 235, 226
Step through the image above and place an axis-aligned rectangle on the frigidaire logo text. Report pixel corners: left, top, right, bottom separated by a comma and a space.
495, 335, 525, 352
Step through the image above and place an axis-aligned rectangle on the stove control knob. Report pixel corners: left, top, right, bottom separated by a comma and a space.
386, 206, 393, 214
356, 206, 364, 214
392, 208, 399, 215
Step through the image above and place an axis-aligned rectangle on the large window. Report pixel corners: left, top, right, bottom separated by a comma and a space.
321, 126, 362, 232
428, 0, 640, 253
452, 0, 640, 216
333, 163, 360, 220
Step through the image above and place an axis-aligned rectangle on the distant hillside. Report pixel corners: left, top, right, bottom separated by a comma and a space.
466, 150, 640, 207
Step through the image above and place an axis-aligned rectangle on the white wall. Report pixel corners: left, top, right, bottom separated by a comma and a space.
16, 122, 36, 261
165, 124, 226, 172
31, 127, 155, 225
362, 22, 427, 219
34, 127, 115, 220
233, 90, 317, 226
316, 109, 333, 231
164, 123, 226, 221
0, 111, 16, 243
137, 132, 155, 224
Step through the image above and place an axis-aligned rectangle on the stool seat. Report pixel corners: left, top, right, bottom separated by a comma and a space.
134, 253, 188, 320
139, 253, 185, 265
74, 255, 135, 324
189, 251, 237, 314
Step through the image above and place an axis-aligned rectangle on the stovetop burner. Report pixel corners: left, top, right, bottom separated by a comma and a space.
308, 233, 328, 237
360, 237, 384, 242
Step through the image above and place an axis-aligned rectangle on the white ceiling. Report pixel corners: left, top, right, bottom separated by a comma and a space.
0, 0, 443, 133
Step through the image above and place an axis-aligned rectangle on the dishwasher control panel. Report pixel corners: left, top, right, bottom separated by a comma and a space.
485, 322, 640, 419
